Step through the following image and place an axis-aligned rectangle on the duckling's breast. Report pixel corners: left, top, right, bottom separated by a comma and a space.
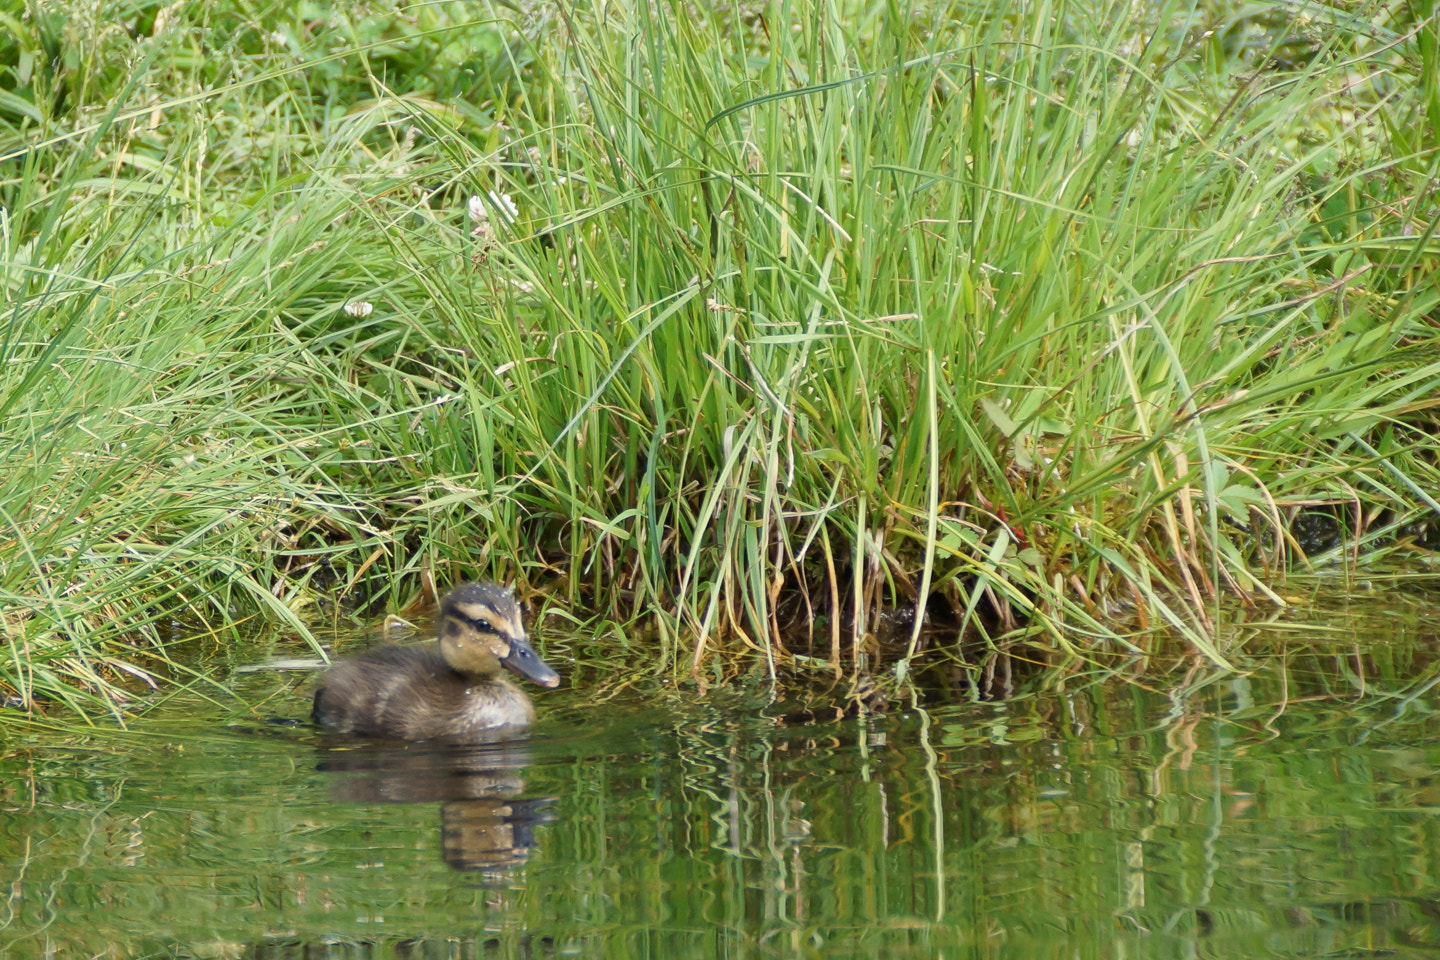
313, 643, 537, 741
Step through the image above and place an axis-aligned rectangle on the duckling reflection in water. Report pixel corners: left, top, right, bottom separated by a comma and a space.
312, 582, 560, 741
317, 740, 557, 870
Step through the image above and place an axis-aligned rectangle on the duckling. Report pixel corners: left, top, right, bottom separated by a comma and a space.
312, 582, 560, 741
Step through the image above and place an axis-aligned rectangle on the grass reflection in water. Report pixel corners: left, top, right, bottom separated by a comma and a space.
5, 626, 1440, 959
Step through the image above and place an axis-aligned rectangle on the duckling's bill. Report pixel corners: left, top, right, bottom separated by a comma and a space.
503, 635, 561, 688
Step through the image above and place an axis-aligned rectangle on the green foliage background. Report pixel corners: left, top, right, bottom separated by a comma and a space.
1, 0, 1437, 713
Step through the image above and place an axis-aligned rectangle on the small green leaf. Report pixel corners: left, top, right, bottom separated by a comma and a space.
0, 89, 41, 123
980, 397, 1018, 438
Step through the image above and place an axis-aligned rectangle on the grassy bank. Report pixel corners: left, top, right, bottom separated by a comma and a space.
1, 0, 1437, 716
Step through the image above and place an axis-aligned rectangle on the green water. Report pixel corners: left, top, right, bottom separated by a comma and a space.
6, 613, 1440, 959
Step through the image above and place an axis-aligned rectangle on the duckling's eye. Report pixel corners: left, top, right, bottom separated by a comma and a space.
473, 619, 493, 634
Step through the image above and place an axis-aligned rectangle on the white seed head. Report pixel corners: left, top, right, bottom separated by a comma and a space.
344, 301, 374, 318
468, 194, 487, 223
488, 190, 518, 224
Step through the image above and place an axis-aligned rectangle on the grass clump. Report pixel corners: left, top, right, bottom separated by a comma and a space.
1, 0, 1437, 716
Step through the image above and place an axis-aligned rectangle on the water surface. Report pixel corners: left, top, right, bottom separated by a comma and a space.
5, 603, 1440, 958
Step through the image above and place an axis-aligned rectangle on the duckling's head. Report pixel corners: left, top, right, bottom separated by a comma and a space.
438, 582, 560, 688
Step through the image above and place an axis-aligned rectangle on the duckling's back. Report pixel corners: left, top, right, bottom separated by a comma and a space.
312, 644, 537, 741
